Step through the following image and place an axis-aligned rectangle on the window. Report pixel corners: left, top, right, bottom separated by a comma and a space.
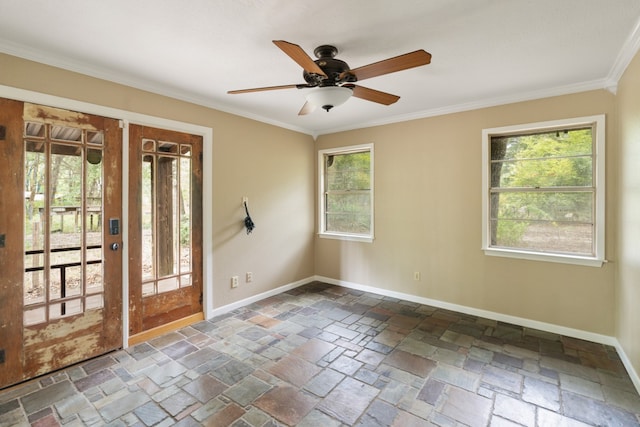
481, 115, 605, 266
318, 144, 374, 242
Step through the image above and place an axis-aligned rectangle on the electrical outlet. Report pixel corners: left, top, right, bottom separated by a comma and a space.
242, 196, 248, 206
246, 272, 253, 283
231, 276, 239, 288
414, 271, 421, 281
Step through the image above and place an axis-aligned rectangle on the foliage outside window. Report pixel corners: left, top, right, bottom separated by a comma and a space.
319, 144, 373, 242
482, 116, 605, 266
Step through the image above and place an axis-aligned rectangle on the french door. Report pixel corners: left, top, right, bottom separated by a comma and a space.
128, 124, 203, 342
0, 99, 123, 388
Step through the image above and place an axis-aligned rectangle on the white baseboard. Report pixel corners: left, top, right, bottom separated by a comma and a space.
206, 274, 640, 395
314, 275, 640, 394
613, 340, 640, 395
314, 276, 615, 345
208, 276, 316, 318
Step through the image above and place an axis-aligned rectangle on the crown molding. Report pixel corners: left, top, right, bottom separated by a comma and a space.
0, 39, 315, 138
3, 24, 638, 140
607, 17, 640, 92
316, 78, 610, 136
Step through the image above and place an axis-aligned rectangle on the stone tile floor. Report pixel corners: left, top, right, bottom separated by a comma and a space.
1, 282, 639, 426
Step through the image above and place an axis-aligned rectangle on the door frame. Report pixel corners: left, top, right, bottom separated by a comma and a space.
0, 84, 214, 348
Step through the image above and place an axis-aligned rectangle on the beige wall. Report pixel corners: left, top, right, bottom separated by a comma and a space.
0, 52, 628, 344
616, 51, 640, 378
0, 53, 316, 310
316, 90, 617, 336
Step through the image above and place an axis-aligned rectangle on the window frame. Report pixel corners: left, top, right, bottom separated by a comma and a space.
481, 115, 605, 267
318, 143, 374, 242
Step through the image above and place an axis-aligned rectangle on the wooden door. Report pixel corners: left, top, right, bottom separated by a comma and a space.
0, 99, 123, 389
128, 124, 203, 343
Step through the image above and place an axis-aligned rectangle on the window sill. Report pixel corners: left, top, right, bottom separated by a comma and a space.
483, 247, 605, 267
319, 232, 374, 243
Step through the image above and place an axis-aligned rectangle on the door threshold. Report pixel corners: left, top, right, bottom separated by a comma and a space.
128, 312, 204, 347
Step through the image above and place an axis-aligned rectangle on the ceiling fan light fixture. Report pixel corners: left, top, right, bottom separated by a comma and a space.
306, 86, 353, 112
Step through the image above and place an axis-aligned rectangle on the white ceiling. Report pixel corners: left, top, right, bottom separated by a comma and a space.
1, 1, 640, 137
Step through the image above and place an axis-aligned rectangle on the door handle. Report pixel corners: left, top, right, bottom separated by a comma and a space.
110, 242, 120, 251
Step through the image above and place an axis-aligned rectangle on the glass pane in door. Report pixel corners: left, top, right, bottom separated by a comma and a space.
157, 155, 178, 278
180, 156, 192, 284
24, 139, 46, 306
139, 138, 195, 296
142, 155, 155, 284
23, 122, 106, 325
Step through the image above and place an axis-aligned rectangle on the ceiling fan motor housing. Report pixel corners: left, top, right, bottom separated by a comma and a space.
303, 45, 356, 86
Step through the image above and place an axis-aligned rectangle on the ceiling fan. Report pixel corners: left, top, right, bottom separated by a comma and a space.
228, 40, 432, 115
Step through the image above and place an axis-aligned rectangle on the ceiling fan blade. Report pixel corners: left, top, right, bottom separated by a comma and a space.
298, 101, 316, 116
273, 40, 327, 77
341, 50, 431, 81
227, 84, 302, 94
350, 85, 400, 105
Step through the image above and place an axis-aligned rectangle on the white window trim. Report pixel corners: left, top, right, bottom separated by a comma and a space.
318, 143, 374, 243
481, 115, 606, 267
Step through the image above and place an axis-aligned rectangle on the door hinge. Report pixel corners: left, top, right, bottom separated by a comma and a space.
199, 292, 203, 306
0, 125, 6, 140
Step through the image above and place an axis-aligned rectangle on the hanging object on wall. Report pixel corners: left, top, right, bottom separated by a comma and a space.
244, 201, 255, 234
